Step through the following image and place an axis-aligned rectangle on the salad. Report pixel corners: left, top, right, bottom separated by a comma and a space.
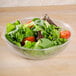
5, 15, 71, 50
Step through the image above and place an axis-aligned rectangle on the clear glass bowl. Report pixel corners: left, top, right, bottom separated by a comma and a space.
4, 17, 72, 60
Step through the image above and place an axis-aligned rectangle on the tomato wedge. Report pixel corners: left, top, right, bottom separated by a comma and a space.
21, 36, 35, 46
60, 30, 71, 39
26, 21, 34, 28
26, 21, 32, 24
24, 36, 35, 42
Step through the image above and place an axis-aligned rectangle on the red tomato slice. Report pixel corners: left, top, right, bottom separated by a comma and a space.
24, 36, 35, 42
21, 36, 35, 46
26, 21, 32, 24
26, 21, 34, 28
60, 30, 71, 39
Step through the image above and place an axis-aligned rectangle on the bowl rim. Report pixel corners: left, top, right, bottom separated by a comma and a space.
3, 17, 72, 51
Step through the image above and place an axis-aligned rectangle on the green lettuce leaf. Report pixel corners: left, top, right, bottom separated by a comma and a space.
34, 38, 53, 49
23, 41, 36, 49
6, 20, 20, 33
25, 27, 34, 37
5, 34, 21, 47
